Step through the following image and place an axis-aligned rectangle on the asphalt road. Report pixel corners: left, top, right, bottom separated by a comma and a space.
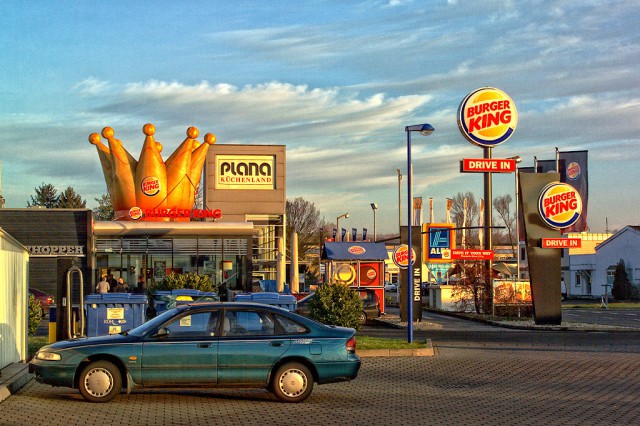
6, 307, 638, 425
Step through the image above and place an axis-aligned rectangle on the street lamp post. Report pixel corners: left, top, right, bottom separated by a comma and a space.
336, 213, 349, 241
405, 123, 434, 343
370, 203, 378, 242
397, 169, 402, 232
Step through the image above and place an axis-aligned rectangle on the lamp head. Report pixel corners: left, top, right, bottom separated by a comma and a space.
405, 123, 435, 136
371, 203, 378, 210
419, 124, 435, 136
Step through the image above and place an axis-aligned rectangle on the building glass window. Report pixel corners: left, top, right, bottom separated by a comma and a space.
94, 236, 249, 294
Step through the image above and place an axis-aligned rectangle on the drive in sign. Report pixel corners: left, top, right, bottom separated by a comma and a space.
460, 158, 517, 173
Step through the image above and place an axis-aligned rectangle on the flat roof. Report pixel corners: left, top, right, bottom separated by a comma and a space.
93, 221, 255, 236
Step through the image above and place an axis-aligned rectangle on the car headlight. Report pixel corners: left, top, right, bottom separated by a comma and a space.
36, 351, 61, 361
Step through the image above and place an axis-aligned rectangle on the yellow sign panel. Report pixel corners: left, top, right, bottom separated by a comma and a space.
216, 155, 275, 190
106, 307, 124, 320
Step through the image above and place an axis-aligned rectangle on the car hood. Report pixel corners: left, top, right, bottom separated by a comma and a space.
48, 333, 138, 350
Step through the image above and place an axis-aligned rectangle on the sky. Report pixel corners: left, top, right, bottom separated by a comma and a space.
0, 0, 638, 235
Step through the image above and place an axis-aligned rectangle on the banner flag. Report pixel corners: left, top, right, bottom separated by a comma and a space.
558, 150, 588, 233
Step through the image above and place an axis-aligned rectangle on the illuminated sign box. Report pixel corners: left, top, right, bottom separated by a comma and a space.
540, 238, 582, 249
423, 223, 456, 264
460, 158, 516, 173
216, 155, 275, 190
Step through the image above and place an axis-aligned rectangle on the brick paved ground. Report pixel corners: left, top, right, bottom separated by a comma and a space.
2, 340, 639, 426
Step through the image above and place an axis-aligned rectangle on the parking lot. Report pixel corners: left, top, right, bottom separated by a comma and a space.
3, 322, 640, 426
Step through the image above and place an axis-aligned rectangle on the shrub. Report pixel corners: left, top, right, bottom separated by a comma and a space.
28, 293, 43, 336
308, 282, 363, 330
149, 272, 217, 293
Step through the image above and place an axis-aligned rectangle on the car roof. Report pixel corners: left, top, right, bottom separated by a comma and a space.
179, 301, 292, 313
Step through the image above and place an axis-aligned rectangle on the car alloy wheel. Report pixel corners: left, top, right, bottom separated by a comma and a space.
272, 362, 314, 403
360, 311, 368, 325
78, 360, 122, 403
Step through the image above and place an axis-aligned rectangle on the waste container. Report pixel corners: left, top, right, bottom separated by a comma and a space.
84, 293, 148, 337
150, 289, 220, 316
233, 292, 298, 311
48, 305, 82, 343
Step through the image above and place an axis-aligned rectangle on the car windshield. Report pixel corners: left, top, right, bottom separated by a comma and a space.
126, 307, 185, 337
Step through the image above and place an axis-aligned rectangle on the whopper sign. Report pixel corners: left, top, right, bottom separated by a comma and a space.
457, 87, 518, 147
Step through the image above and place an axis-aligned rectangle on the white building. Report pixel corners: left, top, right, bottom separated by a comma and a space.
593, 226, 640, 298
563, 232, 613, 298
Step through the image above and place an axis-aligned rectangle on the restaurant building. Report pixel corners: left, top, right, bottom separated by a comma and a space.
0, 125, 286, 299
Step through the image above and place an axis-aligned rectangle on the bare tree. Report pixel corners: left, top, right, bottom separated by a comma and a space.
286, 197, 326, 282
449, 192, 479, 247
493, 194, 515, 255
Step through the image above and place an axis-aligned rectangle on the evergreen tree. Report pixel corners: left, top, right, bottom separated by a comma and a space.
611, 259, 633, 301
57, 186, 87, 208
27, 183, 58, 208
93, 193, 115, 220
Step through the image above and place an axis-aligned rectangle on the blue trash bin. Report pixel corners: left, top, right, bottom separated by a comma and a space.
84, 293, 148, 337
233, 292, 298, 311
151, 289, 220, 316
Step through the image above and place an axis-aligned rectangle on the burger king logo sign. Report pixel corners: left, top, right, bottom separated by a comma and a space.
458, 87, 518, 147
141, 176, 161, 196
392, 245, 417, 269
128, 206, 143, 220
538, 182, 582, 229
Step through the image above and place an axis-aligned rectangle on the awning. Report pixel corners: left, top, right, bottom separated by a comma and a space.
322, 242, 388, 261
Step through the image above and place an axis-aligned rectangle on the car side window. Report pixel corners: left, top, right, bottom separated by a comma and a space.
275, 314, 308, 335
162, 311, 219, 338
223, 310, 276, 337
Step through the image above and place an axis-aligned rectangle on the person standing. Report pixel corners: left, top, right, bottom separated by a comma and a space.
107, 273, 118, 292
96, 276, 110, 294
134, 275, 146, 294
115, 277, 129, 293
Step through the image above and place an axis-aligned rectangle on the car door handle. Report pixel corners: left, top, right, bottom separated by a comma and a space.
198, 343, 212, 348
270, 342, 283, 347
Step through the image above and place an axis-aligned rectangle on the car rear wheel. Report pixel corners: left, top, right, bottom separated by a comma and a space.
360, 311, 368, 325
272, 362, 314, 403
78, 360, 122, 403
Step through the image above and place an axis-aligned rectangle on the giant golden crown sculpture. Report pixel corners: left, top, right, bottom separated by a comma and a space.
89, 123, 216, 221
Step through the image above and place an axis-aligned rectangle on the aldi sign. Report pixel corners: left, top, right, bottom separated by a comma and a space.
423, 223, 456, 264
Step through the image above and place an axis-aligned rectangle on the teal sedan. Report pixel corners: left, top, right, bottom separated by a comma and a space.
30, 302, 361, 403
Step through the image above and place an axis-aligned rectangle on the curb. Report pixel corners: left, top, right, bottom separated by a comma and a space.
358, 339, 434, 357
0, 363, 31, 403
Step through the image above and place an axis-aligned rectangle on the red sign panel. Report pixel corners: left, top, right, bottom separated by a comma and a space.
450, 249, 494, 261
460, 158, 517, 173
540, 238, 582, 248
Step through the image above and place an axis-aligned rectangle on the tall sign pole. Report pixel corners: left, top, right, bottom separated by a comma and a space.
457, 87, 518, 314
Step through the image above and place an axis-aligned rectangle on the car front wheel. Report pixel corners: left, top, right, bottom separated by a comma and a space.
272, 362, 314, 403
78, 360, 122, 403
